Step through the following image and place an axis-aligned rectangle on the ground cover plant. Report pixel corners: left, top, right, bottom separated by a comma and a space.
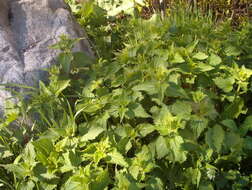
0, 0, 252, 189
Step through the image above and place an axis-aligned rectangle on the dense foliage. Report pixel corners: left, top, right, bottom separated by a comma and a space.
0, 0, 252, 189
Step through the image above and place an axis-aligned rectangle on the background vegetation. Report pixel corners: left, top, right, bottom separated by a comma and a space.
0, 0, 251, 189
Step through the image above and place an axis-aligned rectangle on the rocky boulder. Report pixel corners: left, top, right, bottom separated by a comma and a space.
0, 0, 93, 114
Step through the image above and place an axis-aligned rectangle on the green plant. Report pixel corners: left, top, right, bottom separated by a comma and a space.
0, 1, 252, 189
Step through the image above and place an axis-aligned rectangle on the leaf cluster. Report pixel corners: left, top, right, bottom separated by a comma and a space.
0, 1, 252, 190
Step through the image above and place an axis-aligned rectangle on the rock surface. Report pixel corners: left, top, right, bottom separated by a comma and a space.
0, 0, 93, 114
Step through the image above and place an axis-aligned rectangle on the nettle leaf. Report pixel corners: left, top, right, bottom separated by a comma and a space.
209, 54, 222, 66
80, 126, 104, 142
196, 63, 214, 72
166, 82, 189, 99
146, 177, 164, 190
107, 149, 128, 167
171, 52, 185, 63
52, 79, 71, 97
244, 136, 252, 150
170, 101, 192, 118
193, 52, 208, 60
2, 164, 27, 179
137, 123, 156, 137
224, 132, 242, 150
154, 106, 180, 135
57, 53, 73, 74
213, 77, 235, 93
91, 169, 111, 190
186, 40, 199, 54
239, 115, 252, 136
205, 125, 225, 152
132, 81, 158, 95
155, 136, 169, 159
167, 135, 187, 163
221, 98, 245, 119
190, 115, 208, 138
225, 45, 241, 56
19, 180, 35, 190
24, 142, 36, 163
33, 138, 54, 157
128, 103, 150, 118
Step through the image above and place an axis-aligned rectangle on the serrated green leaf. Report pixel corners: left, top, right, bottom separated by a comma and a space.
171, 101, 192, 118
137, 123, 156, 137
193, 52, 208, 60
224, 132, 242, 150
91, 169, 111, 190
209, 54, 222, 66
166, 82, 189, 99
155, 136, 169, 159
190, 116, 208, 138
129, 103, 150, 118
19, 180, 35, 190
197, 63, 214, 72
225, 46, 241, 56
171, 53, 185, 63
107, 149, 128, 167
57, 53, 73, 74
132, 82, 157, 95
221, 98, 245, 119
167, 135, 187, 163
205, 125, 225, 152
244, 136, 252, 150
81, 127, 104, 142
53, 80, 71, 97
213, 77, 235, 93
240, 115, 252, 136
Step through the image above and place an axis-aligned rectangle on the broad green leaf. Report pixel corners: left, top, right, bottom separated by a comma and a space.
2, 164, 27, 178
72, 52, 94, 67
114, 172, 141, 190
154, 106, 180, 135
244, 136, 252, 150
221, 119, 238, 132
57, 53, 73, 74
221, 98, 245, 119
132, 82, 157, 95
166, 82, 189, 99
24, 142, 36, 163
155, 136, 169, 159
205, 125, 225, 152
137, 123, 156, 137
193, 52, 208, 60
199, 182, 214, 190
171, 53, 185, 63
91, 169, 111, 190
213, 77, 235, 93
171, 101, 192, 118
128, 103, 150, 118
146, 177, 164, 190
167, 135, 187, 163
196, 63, 214, 72
53, 80, 71, 97
190, 116, 208, 138
19, 180, 35, 190
239, 115, 252, 136
33, 138, 54, 157
209, 54, 222, 66
224, 132, 242, 150
81, 127, 104, 142
107, 149, 128, 167
186, 40, 199, 54
225, 45, 241, 56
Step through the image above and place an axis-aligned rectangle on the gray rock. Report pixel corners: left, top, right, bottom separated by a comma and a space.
0, 0, 94, 114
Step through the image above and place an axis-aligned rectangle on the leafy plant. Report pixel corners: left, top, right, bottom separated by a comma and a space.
0, 1, 252, 189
